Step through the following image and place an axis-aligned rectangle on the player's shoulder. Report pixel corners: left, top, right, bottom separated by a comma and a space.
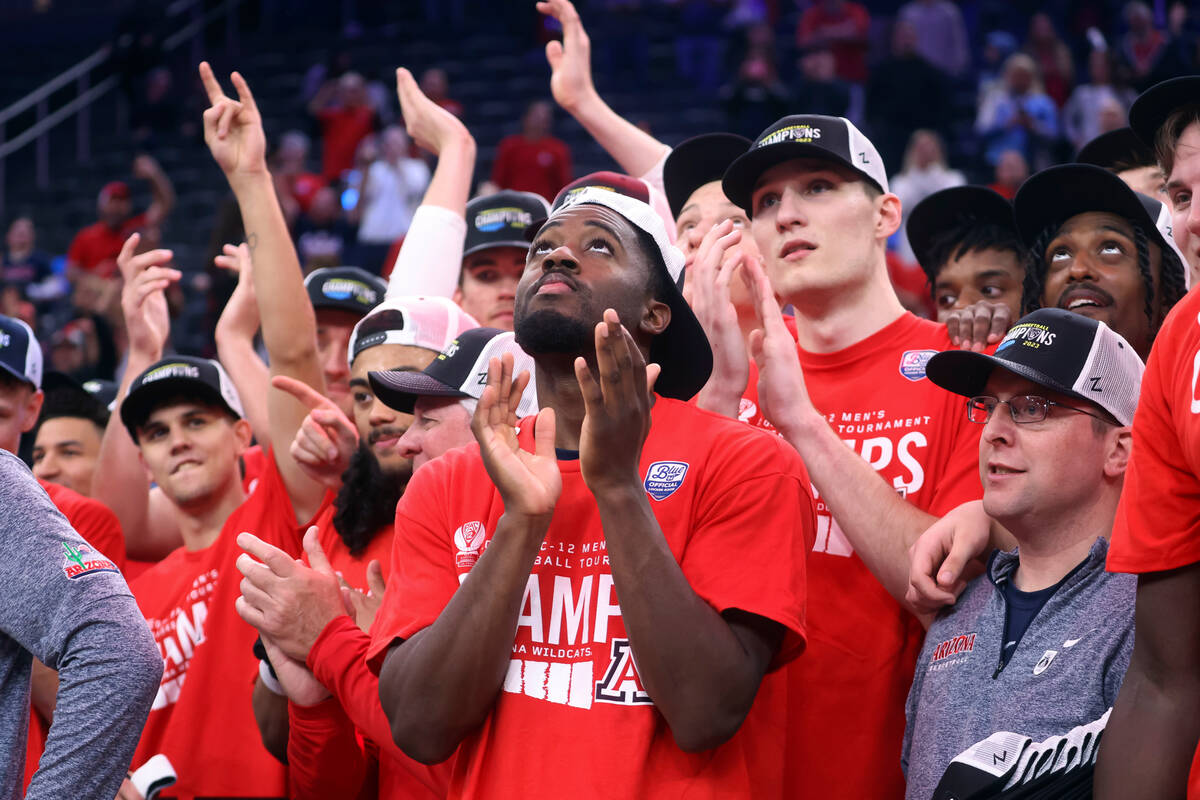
38, 480, 115, 523
1153, 286, 1200, 355
654, 398, 807, 473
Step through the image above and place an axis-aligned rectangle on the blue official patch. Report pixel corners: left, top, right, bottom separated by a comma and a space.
644, 461, 689, 501
898, 349, 937, 382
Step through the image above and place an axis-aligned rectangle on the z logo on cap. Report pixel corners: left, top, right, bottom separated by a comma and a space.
644, 461, 689, 501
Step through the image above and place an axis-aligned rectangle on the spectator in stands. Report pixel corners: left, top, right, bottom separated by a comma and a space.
976, 53, 1059, 169
988, 148, 1029, 200
1122, 2, 1167, 83
2, 217, 59, 311
131, 66, 181, 147
721, 46, 795, 140
793, 45, 849, 117
978, 31, 1019, 101
308, 71, 378, 182
1023, 13, 1075, 108
65, 154, 174, 281
867, 20, 951, 171
357, 126, 431, 273
1147, 0, 1199, 84
890, 130, 966, 263
796, 0, 870, 86
673, 0, 730, 92
490, 100, 571, 202
294, 186, 356, 272
419, 67, 463, 119
271, 131, 325, 226
1063, 49, 1137, 152
896, 0, 969, 78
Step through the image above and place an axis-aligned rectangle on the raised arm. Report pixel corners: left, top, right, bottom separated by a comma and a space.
539, 0, 670, 179
213, 242, 271, 445
385, 67, 476, 300
93, 234, 183, 559
134, 154, 176, 225
199, 62, 326, 523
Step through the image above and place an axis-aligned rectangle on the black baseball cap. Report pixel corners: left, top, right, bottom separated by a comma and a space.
722, 114, 889, 215
662, 133, 752, 218
1076, 127, 1156, 171
464, 191, 550, 257
0, 314, 42, 389
120, 356, 245, 439
369, 327, 538, 417
42, 371, 118, 416
303, 266, 387, 317
907, 186, 1015, 276
926, 308, 1144, 425
1129, 75, 1200, 149
1014, 163, 1181, 262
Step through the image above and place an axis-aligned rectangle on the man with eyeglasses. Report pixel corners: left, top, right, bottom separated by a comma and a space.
900, 307, 1142, 800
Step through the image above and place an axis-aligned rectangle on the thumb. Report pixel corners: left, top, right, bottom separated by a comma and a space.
747, 329, 766, 368
303, 526, 334, 575
366, 559, 386, 597
340, 586, 357, 618
545, 40, 563, 71
532, 407, 557, 460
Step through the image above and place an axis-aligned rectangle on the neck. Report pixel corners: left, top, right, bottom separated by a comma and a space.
1005, 487, 1119, 591
7, 245, 30, 260
534, 354, 590, 450
786, 261, 906, 353
175, 480, 247, 552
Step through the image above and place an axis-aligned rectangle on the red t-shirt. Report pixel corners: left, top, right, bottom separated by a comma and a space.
1105, 289, 1200, 797
796, 3, 871, 83
741, 312, 983, 799
128, 451, 322, 800
66, 213, 149, 278
318, 106, 376, 180
490, 135, 571, 202
367, 398, 814, 800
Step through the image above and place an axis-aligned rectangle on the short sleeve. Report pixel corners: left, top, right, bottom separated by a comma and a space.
66, 231, 86, 267
925, 402, 984, 518
679, 433, 813, 667
366, 459, 460, 672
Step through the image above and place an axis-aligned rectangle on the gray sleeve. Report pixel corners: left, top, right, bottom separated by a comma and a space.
24, 596, 162, 800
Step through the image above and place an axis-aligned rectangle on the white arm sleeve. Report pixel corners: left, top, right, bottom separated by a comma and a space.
385, 204, 468, 300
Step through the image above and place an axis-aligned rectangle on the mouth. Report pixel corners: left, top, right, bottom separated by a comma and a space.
1057, 285, 1113, 314
369, 427, 407, 452
987, 463, 1025, 477
779, 239, 817, 260
170, 458, 202, 475
534, 272, 577, 296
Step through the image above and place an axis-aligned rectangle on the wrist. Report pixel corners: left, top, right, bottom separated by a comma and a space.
228, 168, 274, 197
562, 85, 603, 118
589, 476, 646, 507
778, 405, 825, 445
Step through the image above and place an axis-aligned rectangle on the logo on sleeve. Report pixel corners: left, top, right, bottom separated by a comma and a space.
60, 541, 119, 579
454, 521, 488, 571
899, 349, 937, 381
644, 461, 689, 501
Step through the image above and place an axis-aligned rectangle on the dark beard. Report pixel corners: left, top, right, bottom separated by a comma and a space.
514, 307, 591, 355
333, 444, 406, 556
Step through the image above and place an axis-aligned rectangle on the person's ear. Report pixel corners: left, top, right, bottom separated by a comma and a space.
452, 285, 464, 306
1103, 426, 1133, 479
639, 299, 671, 338
877, 192, 902, 240
232, 417, 254, 454
20, 389, 43, 434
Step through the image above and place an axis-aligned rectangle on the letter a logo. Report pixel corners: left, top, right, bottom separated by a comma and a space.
594, 639, 654, 706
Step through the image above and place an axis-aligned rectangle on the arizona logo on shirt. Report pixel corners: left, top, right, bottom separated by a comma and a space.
60, 541, 119, 579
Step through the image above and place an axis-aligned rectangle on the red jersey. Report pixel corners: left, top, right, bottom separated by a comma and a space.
796, 2, 871, 83
367, 398, 814, 800
318, 106, 376, 180
1105, 289, 1200, 798
66, 213, 149, 278
128, 451, 322, 800
741, 312, 983, 799
490, 134, 571, 202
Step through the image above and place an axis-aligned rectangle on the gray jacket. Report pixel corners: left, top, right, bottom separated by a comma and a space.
0, 451, 161, 799
901, 537, 1134, 800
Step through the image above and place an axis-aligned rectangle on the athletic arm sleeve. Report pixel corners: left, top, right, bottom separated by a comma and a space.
287, 698, 370, 800
385, 204, 468, 300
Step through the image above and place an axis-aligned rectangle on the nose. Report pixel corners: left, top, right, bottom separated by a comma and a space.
981, 401, 1016, 445
541, 245, 579, 273
397, 425, 423, 459
774, 187, 807, 231
684, 223, 705, 253
1186, 199, 1200, 240
33, 453, 58, 479
323, 343, 349, 385
168, 425, 193, 454
368, 394, 398, 427
1065, 253, 1100, 282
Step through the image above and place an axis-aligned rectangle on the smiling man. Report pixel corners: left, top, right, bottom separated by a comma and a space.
903, 307, 1142, 799
361, 187, 814, 799
1013, 163, 1188, 362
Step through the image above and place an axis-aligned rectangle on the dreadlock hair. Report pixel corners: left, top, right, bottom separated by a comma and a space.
920, 218, 1026, 289
332, 443, 405, 557
1022, 221, 1189, 341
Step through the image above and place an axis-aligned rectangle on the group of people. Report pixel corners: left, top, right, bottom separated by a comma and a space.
6, 2, 1200, 799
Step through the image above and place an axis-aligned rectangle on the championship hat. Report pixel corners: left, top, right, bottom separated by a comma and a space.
545, 171, 677, 243
907, 186, 1015, 277
1076, 127, 1156, 171
303, 266, 387, 317
120, 356, 246, 439
1128, 75, 1200, 148
1013, 163, 1187, 285
532, 185, 713, 401
926, 307, 1144, 426
464, 191, 550, 257
347, 296, 479, 367
662, 132, 753, 219
722, 114, 889, 215
369, 326, 538, 417
0, 314, 42, 389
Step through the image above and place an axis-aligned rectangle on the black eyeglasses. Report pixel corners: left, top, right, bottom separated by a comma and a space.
966, 395, 1116, 425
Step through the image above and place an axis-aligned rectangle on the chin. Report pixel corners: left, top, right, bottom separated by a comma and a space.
376, 452, 414, 482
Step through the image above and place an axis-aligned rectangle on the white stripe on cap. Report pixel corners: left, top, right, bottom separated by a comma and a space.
349, 296, 480, 367
1155, 201, 1191, 289
211, 359, 246, 419
842, 117, 889, 193
15, 317, 42, 389
1070, 320, 1144, 426
548, 186, 686, 283
459, 331, 539, 417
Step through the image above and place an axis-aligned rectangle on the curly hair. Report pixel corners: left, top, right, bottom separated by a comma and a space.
332, 444, 406, 556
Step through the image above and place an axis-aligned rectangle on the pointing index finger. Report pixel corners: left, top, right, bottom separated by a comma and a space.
198, 61, 225, 105
272, 374, 332, 412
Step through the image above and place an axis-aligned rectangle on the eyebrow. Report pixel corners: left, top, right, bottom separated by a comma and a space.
583, 219, 622, 241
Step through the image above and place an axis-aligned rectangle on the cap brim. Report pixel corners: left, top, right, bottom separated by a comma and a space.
368, 370, 468, 415
907, 186, 1014, 273
462, 239, 532, 258
1129, 76, 1200, 147
119, 378, 240, 438
40, 370, 84, 394
926, 349, 1092, 408
648, 275, 713, 401
722, 142, 878, 215
0, 361, 35, 389
1014, 164, 1156, 247
1076, 127, 1154, 169
663, 133, 752, 218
